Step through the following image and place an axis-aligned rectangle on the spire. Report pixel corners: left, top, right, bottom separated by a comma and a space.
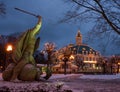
76, 30, 81, 37
76, 30, 82, 45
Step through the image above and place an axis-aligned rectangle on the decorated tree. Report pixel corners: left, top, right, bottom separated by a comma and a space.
43, 42, 56, 79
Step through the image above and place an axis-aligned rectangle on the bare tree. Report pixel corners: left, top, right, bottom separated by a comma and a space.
62, 0, 120, 34
61, 0, 120, 55
0, 2, 6, 16
44, 42, 56, 67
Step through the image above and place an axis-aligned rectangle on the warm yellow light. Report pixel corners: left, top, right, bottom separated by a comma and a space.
6, 45, 13, 52
118, 63, 120, 65
84, 61, 97, 63
69, 55, 74, 60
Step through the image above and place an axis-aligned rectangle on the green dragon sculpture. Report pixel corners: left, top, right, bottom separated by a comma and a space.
2, 16, 51, 82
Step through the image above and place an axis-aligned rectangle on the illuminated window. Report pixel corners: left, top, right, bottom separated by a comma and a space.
82, 48, 86, 50
86, 51, 88, 54
90, 49, 92, 51
82, 51, 84, 54
93, 64, 96, 69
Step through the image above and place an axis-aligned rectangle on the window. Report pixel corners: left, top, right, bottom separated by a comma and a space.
86, 57, 88, 61
90, 57, 92, 61
82, 51, 84, 54
82, 48, 86, 50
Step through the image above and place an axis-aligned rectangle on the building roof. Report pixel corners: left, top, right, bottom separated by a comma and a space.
71, 44, 99, 55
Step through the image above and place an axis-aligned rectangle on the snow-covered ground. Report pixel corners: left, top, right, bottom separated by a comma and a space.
0, 73, 120, 92
0, 73, 80, 92
1, 73, 120, 80
80, 74, 120, 80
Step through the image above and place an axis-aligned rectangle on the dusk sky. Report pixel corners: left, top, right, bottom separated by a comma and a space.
0, 1, 88, 46
0, 0, 118, 55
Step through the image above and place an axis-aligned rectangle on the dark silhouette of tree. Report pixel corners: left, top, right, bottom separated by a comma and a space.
34, 52, 46, 64
61, 0, 120, 34
0, 2, 6, 16
61, 0, 120, 55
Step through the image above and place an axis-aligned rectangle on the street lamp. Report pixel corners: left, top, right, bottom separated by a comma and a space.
69, 55, 74, 61
6, 44, 13, 52
62, 56, 69, 75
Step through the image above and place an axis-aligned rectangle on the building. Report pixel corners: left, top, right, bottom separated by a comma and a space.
53, 30, 102, 73
116, 55, 120, 73
71, 30, 102, 72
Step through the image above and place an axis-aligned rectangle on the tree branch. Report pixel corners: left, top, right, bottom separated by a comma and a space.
72, 0, 102, 13
93, 0, 120, 34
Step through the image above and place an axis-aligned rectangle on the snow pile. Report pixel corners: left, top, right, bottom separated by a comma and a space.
80, 74, 120, 80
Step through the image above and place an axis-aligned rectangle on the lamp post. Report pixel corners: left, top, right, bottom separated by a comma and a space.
63, 56, 69, 75
62, 46, 71, 75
